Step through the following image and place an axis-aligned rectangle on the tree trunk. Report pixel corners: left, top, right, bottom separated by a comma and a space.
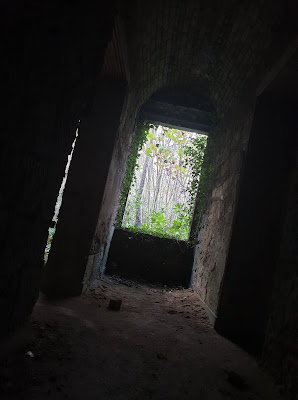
134, 155, 150, 227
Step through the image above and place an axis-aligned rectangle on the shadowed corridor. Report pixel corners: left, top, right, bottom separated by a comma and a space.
1, 1, 297, 399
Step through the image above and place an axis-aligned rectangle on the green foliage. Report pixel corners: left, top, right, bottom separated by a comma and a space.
188, 134, 216, 242
183, 135, 208, 212
125, 203, 189, 241
118, 123, 208, 242
167, 203, 190, 238
121, 188, 142, 227
140, 210, 168, 235
116, 121, 152, 226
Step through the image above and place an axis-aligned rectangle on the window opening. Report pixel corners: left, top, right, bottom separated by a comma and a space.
122, 124, 207, 240
44, 125, 79, 262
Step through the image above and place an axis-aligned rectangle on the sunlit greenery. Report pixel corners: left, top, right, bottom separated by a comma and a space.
121, 125, 207, 240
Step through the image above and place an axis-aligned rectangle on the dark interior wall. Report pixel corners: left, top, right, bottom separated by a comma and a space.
191, 88, 256, 318
1, 1, 115, 337
42, 78, 126, 296
84, 91, 142, 282
262, 137, 298, 397
43, 12, 132, 291
106, 228, 194, 287
189, 38, 297, 322
215, 94, 296, 355
260, 58, 298, 396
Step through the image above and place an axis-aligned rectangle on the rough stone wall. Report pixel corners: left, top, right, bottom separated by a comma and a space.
106, 229, 194, 287
42, 78, 126, 296
190, 52, 296, 321
184, 5, 297, 318
127, 0, 291, 114
42, 13, 129, 296
1, 2, 115, 337
214, 93, 296, 354
86, 0, 294, 285
84, 90, 142, 283
191, 90, 256, 316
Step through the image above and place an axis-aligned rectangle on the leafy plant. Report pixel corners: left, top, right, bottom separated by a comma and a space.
116, 121, 152, 226
119, 123, 208, 241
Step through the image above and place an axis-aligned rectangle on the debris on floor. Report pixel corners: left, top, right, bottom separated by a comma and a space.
108, 299, 122, 311
0, 276, 284, 400
226, 370, 249, 391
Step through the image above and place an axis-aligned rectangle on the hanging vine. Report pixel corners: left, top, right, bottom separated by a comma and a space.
115, 120, 153, 227
183, 134, 208, 216
117, 119, 211, 242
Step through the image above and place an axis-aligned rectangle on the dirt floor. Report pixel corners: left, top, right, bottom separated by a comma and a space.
0, 276, 285, 400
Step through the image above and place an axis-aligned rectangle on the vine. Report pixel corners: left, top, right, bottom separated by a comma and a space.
189, 134, 217, 242
116, 120, 216, 243
115, 120, 153, 227
183, 135, 208, 215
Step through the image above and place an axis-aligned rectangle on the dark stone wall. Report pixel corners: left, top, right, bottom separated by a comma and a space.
106, 229, 194, 287
262, 104, 298, 398
189, 27, 296, 320
215, 95, 296, 354
190, 86, 256, 316
83, 92, 140, 284
42, 78, 126, 297
1, 1, 115, 338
